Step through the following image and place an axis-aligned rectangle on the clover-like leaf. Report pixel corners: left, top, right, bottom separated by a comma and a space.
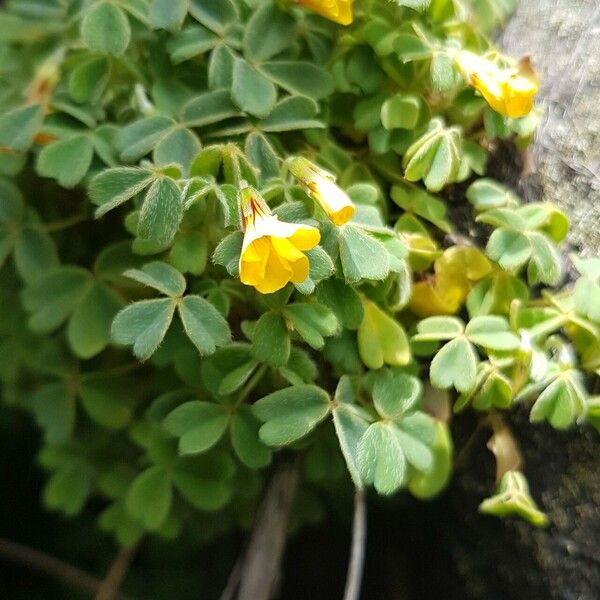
372, 368, 422, 419
530, 371, 586, 429
178, 295, 231, 355
358, 298, 411, 369
479, 470, 548, 527
253, 385, 331, 446
430, 336, 478, 392
164, 401, 229, 454
125, 261, 186, 297
111, 298, 176, 360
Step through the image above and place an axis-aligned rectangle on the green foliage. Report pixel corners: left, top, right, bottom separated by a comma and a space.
0, 0, 597, 553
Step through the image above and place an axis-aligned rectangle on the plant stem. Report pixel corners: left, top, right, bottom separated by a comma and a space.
0, 537, 130, 599
44, 213, 87, 232
94, 543, 139, 600
343, 488, 367, 600
235, 461, 299, 600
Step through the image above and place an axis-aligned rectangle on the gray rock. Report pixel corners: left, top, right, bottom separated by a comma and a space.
500, 0, 600, 255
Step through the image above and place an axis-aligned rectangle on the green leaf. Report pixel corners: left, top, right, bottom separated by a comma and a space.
373, 369, 422, 419
394, 0, 431, 9
153, 127, 200, 174
67, 282, 123, 358
208, 43, 236, 89
125, 261, 186, 297
169, 230, 208, 275
357, 299, 411, 369
126, 466, 172, 529
530, 374, 585, 429
69, 56, 110, 103
22, 266, 91, 333
168, 25, 219, 63
164, 401, 229, 454
527, 232, 563, 286
574, 277, 600, 323
413, 316, 464, 342
138, 177, 183, 245
358, 422, 406, 495
178, 295, 231, 355
79, 374, 133, 429
479, 470, 548, 527
317, 278, 364, 330
44, 459, 92, 517
394, 33, 431, 61
408, 421, 453, 499
381, 94, 421, 130
338, 225, 390, 283
231, 58, 277, 118
111, 298, 176, 360
253, 385, 331, 446
212, 230, 243, 276
395, 412, 435, 471
14, 225, 59, 283
180, 89, 239, 127
243, 2, 297, 62
149, 0, 187, 30
259, 61, 334, 100
465, 315, 520, 351
403, 120, 462, 192
430, 336, 478, 392
117, 116, 175, 162
261, 96, 322, 132
284, 303, 339, 350
90, 165, 153, 215
172, 453, 234, 511
32, 382, 75, 444
251, 311, 290, 367
332, 378, 370, 488
430, 52, 456, 92
467, 178, 519, 211
188, 0, 238, 34
486, 228, 532, 270
0, 104, 43, 151
81, 1, 131, 55
37, 135, 94, 188
230, 405, 272, 469
245, 132, 280, 182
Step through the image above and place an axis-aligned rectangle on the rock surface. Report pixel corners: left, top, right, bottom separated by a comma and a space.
500, 0, 600, 255
451, 3, 600, 599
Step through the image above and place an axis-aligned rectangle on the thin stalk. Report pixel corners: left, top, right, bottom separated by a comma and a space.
343, 488, 367, 600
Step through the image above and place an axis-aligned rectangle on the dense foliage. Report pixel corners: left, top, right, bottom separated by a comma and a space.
1, 0, 599, 554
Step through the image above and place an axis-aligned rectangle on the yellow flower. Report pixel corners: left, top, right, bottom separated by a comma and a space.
456, 51, 539, 118
288, 157, 355, 225
238, 184, 320, 294
294, 0, 353, 25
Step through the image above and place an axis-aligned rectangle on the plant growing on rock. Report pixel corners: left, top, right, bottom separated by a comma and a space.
0, 0, 598, 593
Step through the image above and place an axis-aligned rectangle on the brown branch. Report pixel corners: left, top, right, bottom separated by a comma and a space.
0, 537, 129, 599
343, 488, 367, 600
94, 543, 139, 600
234, 461, 299, 600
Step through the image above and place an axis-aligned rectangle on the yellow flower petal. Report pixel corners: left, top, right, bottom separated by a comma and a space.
457, 51, 539, 118
295, 0, 353, 25
237, 184, 320, 294
288, 157, 355, 225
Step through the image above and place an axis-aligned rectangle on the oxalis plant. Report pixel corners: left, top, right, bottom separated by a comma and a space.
1, 0, 600, 595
